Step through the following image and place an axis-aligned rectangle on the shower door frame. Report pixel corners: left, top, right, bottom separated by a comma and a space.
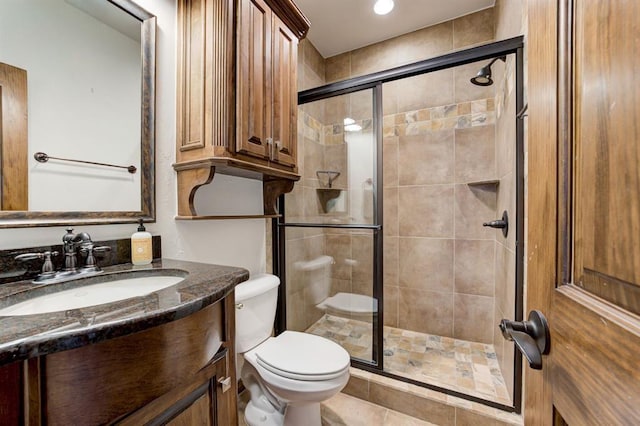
275, 82, 385, 368
274, 36, 525, 414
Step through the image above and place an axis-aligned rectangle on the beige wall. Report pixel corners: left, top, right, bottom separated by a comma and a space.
324, 8, 495, 84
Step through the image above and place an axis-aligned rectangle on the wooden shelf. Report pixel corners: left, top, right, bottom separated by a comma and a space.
175, 214, 281, 221
173, 160, 297, 217
466, 179, 500, 187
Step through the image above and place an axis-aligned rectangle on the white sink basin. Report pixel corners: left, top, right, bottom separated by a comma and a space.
0, 275, 185, 316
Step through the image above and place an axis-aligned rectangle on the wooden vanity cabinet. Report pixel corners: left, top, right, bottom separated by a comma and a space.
0, 294, 238, 426
174, 0, 309, 218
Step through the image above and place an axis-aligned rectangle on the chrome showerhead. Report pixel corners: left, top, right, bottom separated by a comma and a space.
470, 56, 506, 87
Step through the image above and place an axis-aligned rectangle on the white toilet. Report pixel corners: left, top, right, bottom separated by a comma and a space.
235, 274, 350, 426
298, 255, 377, 321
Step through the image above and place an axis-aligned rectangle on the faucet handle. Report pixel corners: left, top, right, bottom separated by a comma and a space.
15, 252, 44, 262
15, 251, 59, 275
92, 246, 112, 255
41, 251, 58, 273
80, 246, 111, 270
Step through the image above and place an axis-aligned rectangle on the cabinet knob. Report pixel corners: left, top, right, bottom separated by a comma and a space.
218, 376, 232, 393
266, 137, 274, 160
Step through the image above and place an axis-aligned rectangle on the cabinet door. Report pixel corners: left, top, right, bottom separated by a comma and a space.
116, 349, 233, 426
271, 15, 298, 168
166, 394, 211, 426
236, 0, 272, 160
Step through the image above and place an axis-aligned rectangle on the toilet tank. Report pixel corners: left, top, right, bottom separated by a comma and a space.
296, 255, 334, 305
234, 274, 280, 354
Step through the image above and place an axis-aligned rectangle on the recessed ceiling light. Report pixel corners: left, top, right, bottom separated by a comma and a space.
374, 0, 394, 15
343, 117, 362, 132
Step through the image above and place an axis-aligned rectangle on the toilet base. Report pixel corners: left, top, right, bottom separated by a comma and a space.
244, 400, 321, 426
284, 403, 321, 426
244, 399, 284, 426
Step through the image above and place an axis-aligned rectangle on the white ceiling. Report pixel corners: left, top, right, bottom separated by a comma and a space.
295, 0, 495, 58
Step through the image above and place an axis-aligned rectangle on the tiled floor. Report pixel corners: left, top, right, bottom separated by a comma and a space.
238, 391, 435, 426
306, 314, 512, 406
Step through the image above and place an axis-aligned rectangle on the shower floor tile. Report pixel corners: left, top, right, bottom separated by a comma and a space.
306, 314, 512, 406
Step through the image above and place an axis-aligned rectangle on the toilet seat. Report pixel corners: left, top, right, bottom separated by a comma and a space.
317, 292, 378, 314
254, 331, 350, 381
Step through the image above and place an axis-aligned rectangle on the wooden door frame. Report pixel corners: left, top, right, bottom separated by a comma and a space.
524, 0, 561, 423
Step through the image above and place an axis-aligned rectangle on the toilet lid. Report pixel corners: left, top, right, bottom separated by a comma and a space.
255, 331, 350, 381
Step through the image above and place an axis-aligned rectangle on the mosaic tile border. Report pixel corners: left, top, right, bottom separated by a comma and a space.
299, 97, 497, 149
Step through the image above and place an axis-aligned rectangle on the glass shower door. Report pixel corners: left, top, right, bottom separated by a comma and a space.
278, 85, 382, 366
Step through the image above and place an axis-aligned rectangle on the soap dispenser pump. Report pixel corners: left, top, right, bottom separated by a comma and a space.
131, 219, 153, 265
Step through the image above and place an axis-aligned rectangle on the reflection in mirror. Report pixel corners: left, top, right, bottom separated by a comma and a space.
0, 0, 155, 227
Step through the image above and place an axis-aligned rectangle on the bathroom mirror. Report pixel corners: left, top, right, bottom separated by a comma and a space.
0, 0, 155, 228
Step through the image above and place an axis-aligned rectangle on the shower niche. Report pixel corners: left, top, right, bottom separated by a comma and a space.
315, 171, 346, 213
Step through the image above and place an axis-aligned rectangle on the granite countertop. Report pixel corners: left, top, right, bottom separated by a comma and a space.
0, 259, 249, 367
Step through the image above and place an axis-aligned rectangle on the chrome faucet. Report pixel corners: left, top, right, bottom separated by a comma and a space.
62, 228, 79, 272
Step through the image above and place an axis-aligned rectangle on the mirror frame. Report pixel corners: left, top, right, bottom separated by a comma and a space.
0, 0, 156, 228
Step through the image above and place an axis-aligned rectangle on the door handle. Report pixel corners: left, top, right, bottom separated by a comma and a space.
500, 310, 550, 370
483, 210, 509, 237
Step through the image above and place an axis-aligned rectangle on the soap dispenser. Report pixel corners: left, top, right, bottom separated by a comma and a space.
131, 219, 153, 265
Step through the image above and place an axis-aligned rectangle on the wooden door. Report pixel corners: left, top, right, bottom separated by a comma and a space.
0, 62, 28, 211
236, 0, 272, 160
526, 0, 640, 424
270, 15, 297, 168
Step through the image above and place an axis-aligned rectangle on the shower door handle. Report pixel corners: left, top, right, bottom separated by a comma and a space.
499, 310, 550, 370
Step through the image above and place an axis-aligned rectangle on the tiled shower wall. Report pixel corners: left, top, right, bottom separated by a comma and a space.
381, 68, 498, 344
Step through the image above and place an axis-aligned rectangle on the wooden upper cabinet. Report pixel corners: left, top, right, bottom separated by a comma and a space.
174, 0, 309, 217
270, 15, 298, 168
236, 0, 273, 161
236, 0, 298, 169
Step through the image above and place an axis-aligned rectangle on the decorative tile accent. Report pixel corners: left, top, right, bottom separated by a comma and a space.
378, 98, 495, 141
315, 98, 495, 146
307, 315, 512, 406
